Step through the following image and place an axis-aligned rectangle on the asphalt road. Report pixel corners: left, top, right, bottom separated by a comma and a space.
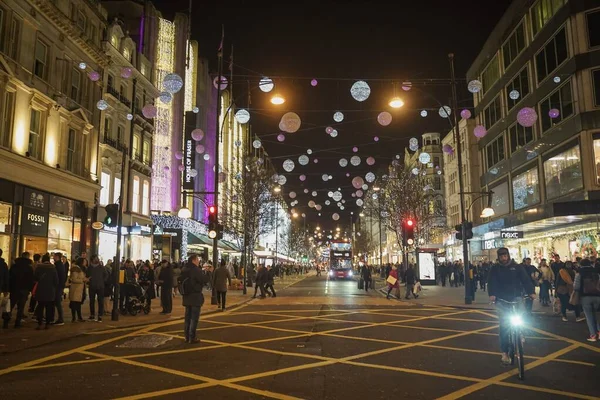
1, 275, 599, 400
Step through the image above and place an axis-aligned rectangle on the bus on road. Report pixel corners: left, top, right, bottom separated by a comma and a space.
328, 240, 353, 280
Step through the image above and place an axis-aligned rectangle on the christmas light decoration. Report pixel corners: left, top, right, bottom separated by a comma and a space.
377, 111, 392, 126
351, 156, 361, 166
439, 106, 451, 118
420, 110, 428, 117
96, 100, 108, 110
88, 71, 100, 81
467, 80, 482, 93
191, 129, 204, 141
121, 67, 133, 79
350, 80, 371, 102
159, 91, 172, 104
333, 111, 344, 122
283, 159, 295, 172
339, 158, 348, 167
235, 109, 250, 124
298, 155, 309, 165
259, 77, 274, 92
163, 73, 184, 93
460, 109, 472, 119
517, 107, 538, 127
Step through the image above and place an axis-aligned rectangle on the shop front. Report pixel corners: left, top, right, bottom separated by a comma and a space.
97, 225, 126, 264
0, 179, 88, 263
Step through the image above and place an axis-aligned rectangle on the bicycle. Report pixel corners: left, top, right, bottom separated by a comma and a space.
495, 297, 529, 380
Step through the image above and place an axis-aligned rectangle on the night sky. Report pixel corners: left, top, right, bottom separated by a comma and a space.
153, 0, 512, 232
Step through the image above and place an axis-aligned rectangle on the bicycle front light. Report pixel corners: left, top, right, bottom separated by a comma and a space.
510, 315, 523, 326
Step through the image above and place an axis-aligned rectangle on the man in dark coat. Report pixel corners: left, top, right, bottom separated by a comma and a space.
181, 254, 209, 343
9, 252, 34, 328
488, 247, 536, 365
253, 265, 267, 299
52, 253, 66, 325
212, 260, 232, 310
87, 255, 108, 322
1, 249, 9, 329
265, 265, 276, 298
361, 264, 372, 292
34, 254, 58, 330
158, 260, 174, 314
404, 265, 419, 299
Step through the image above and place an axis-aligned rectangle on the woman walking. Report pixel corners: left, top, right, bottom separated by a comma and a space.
538, 259, 554, 306
67, 260, 86, 322
386, 265, 400, 299
556, 261, 585, 322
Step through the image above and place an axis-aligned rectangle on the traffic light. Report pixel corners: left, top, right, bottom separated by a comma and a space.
104, 204, 119, 227
455, 222, 473, 241
403, 219, 415, 246
208, 205, 218, 239
464, 222, 473, 239
455, 224, 463, 240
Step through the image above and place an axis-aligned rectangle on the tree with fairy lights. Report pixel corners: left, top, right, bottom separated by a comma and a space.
220, 154, 277, 279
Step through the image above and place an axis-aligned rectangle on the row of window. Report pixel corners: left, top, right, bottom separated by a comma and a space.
487, 143, 584, 217
481, 25, 569, 128
484, 78, 575, 170
100, 173, 150, 215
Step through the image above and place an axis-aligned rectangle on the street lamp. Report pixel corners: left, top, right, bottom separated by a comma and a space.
388, 97, 405, 108
177, 207, 192, 219
270, 93, 285, 105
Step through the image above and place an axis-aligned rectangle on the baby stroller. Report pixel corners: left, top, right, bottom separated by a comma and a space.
120, 282, 151, 316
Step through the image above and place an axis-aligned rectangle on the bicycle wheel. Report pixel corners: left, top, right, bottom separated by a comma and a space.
516, 333, 525, 380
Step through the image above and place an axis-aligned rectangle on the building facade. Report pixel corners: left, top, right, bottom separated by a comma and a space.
0, 0, 108, 262
94, 9, 159, 263
441, 119, 481, 261
467, 0, 600, 263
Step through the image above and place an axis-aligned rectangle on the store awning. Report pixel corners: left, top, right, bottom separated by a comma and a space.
218, 240, 240, 252
187, 231, 213, 246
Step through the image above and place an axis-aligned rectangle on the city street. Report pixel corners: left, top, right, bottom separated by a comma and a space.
1, 275, 598, 400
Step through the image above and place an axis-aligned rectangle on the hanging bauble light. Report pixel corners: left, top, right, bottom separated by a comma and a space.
163, 73, 184, 93
277, 133, 285, 142
88, 71, 101, 82
158, 91, 172, 104
333, 111, 344, 122
280, 112, 301, 133
259, 77, 274, 92
121, 67, 133, 79
235, 109, 250, 124
252, 139, 262, 149
283, 159, 295, 172
213, 75, 228, 90
474, 125, 488, 138
195, 144, 205, 154
365, 172, 376, 183
96, 100, 109, 111
460, 109, 472, 119
352, 176, 364, 189
191, 129, 204, 141
509, 90, 520, 100
517, 107, 538, 127
339, 158, 348, 167
366, 157, 375, 166
467, 80, 482, 93
142, 104, 157, 118
439, 106, 452, 118
420, 110, 428, 117
377, 111, 392, 126
350, 156, 361, 166
419, 152, 431, 164
350, 80, 371, 102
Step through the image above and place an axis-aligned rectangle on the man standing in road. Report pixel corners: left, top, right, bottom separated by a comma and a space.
265, 265, 276, 298
213, 259, 231, 310
158, 260, 174, 315
52, 253, 66, 325
181, 254, 209, 343
488, 247, 536, 365
87, 255, 108, 322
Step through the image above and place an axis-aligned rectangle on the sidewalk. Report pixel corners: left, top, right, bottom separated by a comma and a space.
0, 273, 309, 354
376, 282, 554, 313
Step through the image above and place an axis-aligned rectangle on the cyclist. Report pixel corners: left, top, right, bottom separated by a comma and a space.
488, 247, 536, 365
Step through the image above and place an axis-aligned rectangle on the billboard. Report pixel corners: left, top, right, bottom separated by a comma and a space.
418, 252, 436, 282
182, 113, 196, 190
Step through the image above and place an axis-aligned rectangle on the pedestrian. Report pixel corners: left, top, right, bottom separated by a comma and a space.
213, 259, 232, 310
253, 265, 267, 298
67, 261, 85, 322
0, 249, 9, 329
33, 254, 58, 330
556, 261, 585, 323
573, 258, 600, 341
138, 261, 156, 311
521, 257, 540, 314
538, 259, 554, 306
87, 255, 108, 322
386, 265, 400, 299
158, 260, 174, 314
361, 264, 372, 292
172, 262, 181, 296
51, 253, 66, 325
404, 264, 419, 299
8, 251, 34, 328
180, 254, 210, 343
28, 254, 42, 315
265, 264, 276, 298
103, 260, 113, 316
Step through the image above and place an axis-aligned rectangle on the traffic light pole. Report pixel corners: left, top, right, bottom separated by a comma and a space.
111, 149, 126, 321
449, 53, 471, 305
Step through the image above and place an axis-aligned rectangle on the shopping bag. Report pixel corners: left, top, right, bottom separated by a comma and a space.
386, 276, 398, 286
414, 282, 423, 293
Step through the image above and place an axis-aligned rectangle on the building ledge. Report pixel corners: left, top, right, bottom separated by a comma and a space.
0, 148, 99, 205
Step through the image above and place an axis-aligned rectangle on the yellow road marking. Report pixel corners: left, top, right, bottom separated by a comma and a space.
435, 343, 580, 400
476, 309, 600, 354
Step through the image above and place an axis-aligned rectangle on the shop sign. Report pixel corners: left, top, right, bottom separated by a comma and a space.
183, 121, 195, 190
24, 188, 49, 211
92, 222, 104, 230
482, 239, 500, 250
500, 231, 524, 239
128, 225, 152, 235
102, 225, 128, 234
21, 206, 49, 236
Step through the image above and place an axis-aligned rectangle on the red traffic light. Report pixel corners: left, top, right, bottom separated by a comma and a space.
406, 219, 414, 226
208, 205, 216, 214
